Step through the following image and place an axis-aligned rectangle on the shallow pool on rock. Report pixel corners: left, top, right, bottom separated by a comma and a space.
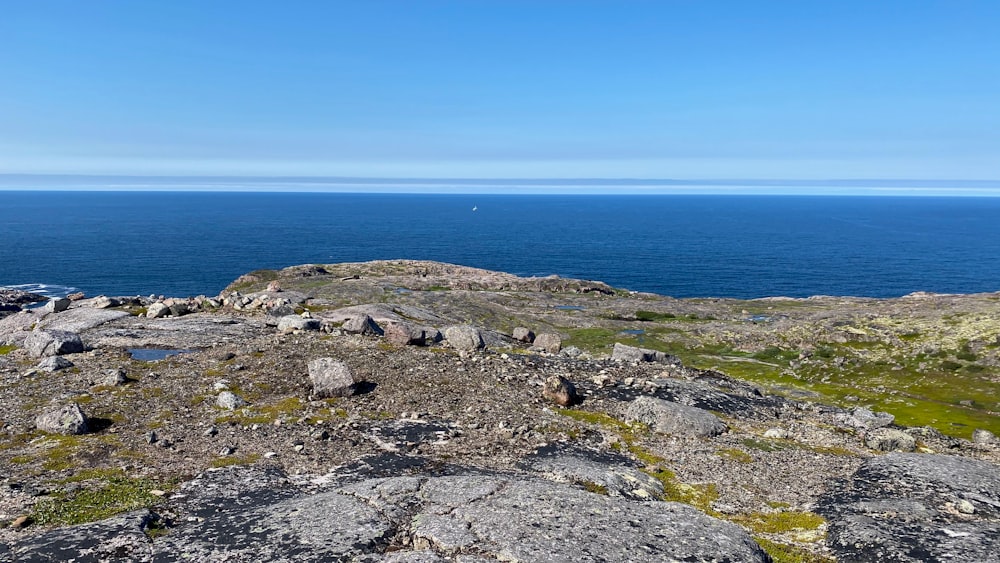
128, 348, 195, 361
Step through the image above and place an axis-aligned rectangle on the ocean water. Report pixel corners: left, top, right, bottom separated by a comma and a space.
2, 191, 1000, 299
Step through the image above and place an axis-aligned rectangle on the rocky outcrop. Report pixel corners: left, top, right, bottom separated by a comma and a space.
23, 329, 84, 357
9, 465, 770, 562
821, 453, 1000, 562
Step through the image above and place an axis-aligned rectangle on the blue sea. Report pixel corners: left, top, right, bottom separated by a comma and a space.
2, 191, 1000, 300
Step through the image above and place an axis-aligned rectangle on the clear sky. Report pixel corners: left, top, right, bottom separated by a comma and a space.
1, 1, 998, 183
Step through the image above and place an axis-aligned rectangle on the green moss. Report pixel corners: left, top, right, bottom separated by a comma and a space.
31, 476, 169, 526
754, 537, 835, 563
717, 447, 754, 463
425, 285, 451, 291
0, 345, 16, 355
732, 511, 825, 535
209, 453, 260, 468
10, 455, 32, 464
635, 310, 676, 322
579, 480, 609, 495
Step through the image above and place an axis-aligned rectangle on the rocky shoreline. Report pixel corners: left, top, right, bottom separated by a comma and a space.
1, 260, 998, 562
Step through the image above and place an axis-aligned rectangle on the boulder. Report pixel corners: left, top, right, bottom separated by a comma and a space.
512, 327, 535, 343
42, 298, 71, 314
972, 428, 998, 445
168, 302, 190, 317
308, 358, 356, 398
23, 329, 85, 357
625, 396, 727, 438
342, 314, 384, 336
836, 406, 894, 430
384, 321, 431, 346
35, 403, 89, 435
821, 453, 1000, 563
265, 304, 296, 326
444, 325, 485, 351
36, 356, 74, 372
542, 375, 577, 407
533, 333, 562, 354
864, 427, 916, 452
611, 342, 678, 364
146, 302, 170, 319
277, 315, 321, 333
104, 368, 129, 386
216, 391, 246, 410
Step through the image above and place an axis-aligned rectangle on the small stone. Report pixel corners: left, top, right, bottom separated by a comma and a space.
957, 499, 976, 514
763, 428, 791, 439
145, 431, 158, 444
342, 314, 383, 336
149, 489, 167, 497
542, 375, 578, 407
264, 451, 278, 458
864, 428, 916, 452
266, 280, 282, 292
216, 391, 246, 410
972, 428, 998, 445
204, 426, 218, 437
219, 446, 235, 456
294, 444, 305, 452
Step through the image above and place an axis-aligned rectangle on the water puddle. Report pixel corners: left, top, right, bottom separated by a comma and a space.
554, 305, 585, 311
621, 329, 646, 335
129, 348, 195, 361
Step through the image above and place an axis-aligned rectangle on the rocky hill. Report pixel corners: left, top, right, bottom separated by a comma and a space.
1, 260, 998, 562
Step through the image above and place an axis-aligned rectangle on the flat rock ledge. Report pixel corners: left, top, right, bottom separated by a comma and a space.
8, 464, 769, 563
820, 453, 1000, 563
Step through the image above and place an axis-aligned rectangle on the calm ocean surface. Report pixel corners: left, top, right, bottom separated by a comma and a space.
2, 191, 1000, 299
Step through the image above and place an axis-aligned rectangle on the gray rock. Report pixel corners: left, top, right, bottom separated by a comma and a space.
276, 315, 321, 333
533, 332, 562, 353
146, 302, 170, 319
972, 428, 999, 445
625, 395, 727, 437
523, 445, 665, 500
9, 510, 155, 561
611, 342, 678, 364
23, 329, 84, 357
36, 307, 129, 332
35, 403, 89, 435
864, 427, 916, 452
343, 314, 384, 336
105, 368, 129, 386
89, 296, 121, 309
512, 327, 534, 343
837, 406, 895, 430
265, 304, 297, 325
36, 356, 74, 372
216, 391, 246, 410
308, 358, 356, 398
821, 453, 1000, 563
444, 325, 485, 351
42, 298, 71, 313
168, 302, 190, 317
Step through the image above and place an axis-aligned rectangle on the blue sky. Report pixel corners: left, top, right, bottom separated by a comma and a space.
1, 1, 999, 185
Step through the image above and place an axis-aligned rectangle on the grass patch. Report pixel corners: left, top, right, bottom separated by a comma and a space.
0, 345, 16, 355
579, 480, 609, 495
209, 453, 261, 468
32, 475, 170, 526
717, 447, 754, 463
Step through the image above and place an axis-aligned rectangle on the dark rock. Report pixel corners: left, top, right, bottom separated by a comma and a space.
308, 358, 356, 398
383, 321, 430, 346
821, 453, 1000, 563
523, 444, 664, 500
42, 298, 71, 313
625, 396, 727, 438
23, 329, 84, 357
35, 403, 89, 435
